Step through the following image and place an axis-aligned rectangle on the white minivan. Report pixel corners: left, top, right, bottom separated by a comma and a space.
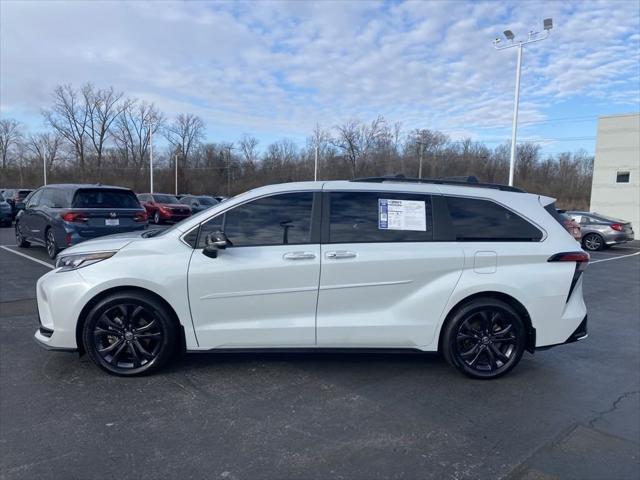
34, 178, 589, 379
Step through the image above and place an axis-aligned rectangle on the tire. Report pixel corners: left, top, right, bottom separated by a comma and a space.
442, 298, 526, 379
582, 233, 604, 251
153, 211, 161, 225
15, 222, 30, 248
45, 228, 59, 259
82, 291, 177, 376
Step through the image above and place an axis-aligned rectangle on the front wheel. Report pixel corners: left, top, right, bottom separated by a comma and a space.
442, 298, 526, 379
153, 211, 161, 225
82, 291, 177, 376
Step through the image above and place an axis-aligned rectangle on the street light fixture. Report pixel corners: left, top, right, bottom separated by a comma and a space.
493, 18, 553, 186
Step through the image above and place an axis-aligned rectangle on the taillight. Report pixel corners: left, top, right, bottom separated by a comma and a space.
134, 211, 148, 222
60, 212, 88, 223
548, 251, 590, 302
611, 223, 624, 232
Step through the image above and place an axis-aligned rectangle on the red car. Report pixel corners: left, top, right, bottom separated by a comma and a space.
137, 193, 192, 224
557, 210, 582, 241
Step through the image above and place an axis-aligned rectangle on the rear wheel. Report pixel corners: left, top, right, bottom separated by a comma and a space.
582, 233, 604, 251
82, 291, 176, 376
45, 228, 59, 259
15, 223, 30, 247
442, 298, 526, 379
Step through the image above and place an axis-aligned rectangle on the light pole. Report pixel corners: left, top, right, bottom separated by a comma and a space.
43, 156, 47, 186
416, 141, 425, 179
494, 18, 553, 186
148, 126, 154, 193
174, 153, 179, 196
314, 145, 319, 181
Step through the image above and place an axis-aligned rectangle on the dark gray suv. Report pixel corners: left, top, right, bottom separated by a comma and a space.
16, 184, 148, 259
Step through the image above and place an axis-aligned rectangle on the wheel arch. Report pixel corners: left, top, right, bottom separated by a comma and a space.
437, 291, 536, 354
75, 285, 187, 356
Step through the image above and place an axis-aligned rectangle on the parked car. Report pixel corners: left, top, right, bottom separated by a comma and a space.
35, 177, 589, 379
2, 188, 33, 218
0, 193, 12, 227
137, 193, 192, 224
557, 210, 581, 241
566, 211, 634, 251
180, 194, 219, 214
16, 184, 148, 259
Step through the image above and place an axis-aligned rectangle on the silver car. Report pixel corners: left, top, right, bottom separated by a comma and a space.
566, 211, 635, 251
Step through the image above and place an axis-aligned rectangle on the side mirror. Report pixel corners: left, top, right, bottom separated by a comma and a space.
202, 231, 230, 258
193, 201, 200, 207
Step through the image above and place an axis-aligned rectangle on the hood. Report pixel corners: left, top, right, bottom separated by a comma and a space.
59, 230, 148, 256
159, 202, 190, 208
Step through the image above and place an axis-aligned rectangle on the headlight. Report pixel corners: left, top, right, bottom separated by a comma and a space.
55, 251, 116, 272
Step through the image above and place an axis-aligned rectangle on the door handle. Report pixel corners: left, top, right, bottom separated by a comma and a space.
283, 251, 316, 260
325, 250, 357, 259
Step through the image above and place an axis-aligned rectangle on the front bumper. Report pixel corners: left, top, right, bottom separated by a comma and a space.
34, 268, 90, 350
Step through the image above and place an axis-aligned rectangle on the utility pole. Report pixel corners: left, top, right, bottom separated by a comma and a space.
494, 18, 553, 186
314, 145, 319, 181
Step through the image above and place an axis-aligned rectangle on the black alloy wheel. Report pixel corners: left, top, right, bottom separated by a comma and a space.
582, 233, 604, 251
15, 223, 30, 247
443, 299, 526, 379
45, 229, 58, 259
83, 292, 176, 375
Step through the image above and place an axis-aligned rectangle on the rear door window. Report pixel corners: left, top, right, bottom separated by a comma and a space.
446, 196, 542, 241
72, 189, 140, 209
328, 192, 433, 243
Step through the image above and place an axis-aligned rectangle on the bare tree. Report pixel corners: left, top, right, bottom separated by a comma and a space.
0, 118, 23, 169
238, 134, 259, 164
332, 115, 386, 177
84, 84, 128, 174
163, 113, 205, 165
113, 100, 163, 175
26, 132, 63, 180
42, 84, 90, 177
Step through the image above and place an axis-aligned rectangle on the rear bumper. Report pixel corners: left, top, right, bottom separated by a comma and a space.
537, 315, 588, 350
605, 233, 634, 245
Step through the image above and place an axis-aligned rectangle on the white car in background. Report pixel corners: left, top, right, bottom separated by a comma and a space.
34, 178, 589, 379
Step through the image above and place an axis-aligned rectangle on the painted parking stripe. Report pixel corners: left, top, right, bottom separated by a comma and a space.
0, 245, 54, 269
590, 251, 640, 264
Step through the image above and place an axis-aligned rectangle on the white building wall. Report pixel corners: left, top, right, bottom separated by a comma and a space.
590, 113, 640, 239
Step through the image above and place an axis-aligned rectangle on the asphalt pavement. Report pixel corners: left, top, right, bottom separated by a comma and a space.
0, 225, 638, 480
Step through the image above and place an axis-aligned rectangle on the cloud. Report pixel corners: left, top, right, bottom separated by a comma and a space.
1, 0, 638, 149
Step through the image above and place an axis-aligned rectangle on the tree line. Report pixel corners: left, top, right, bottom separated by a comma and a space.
0, 83, 593, 209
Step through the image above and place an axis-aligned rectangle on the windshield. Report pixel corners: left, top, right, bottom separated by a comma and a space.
73, 189, 141, 209
153, 194, 179, 204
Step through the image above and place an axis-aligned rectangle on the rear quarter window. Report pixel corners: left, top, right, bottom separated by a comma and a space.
73, 189, 141, 209
446, 196, 542, 241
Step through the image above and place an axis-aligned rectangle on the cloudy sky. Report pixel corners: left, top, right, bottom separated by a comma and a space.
1, 0, 639, 155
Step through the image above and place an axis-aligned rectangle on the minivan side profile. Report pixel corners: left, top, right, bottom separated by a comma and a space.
16, 184, 148, 259
34, 179, 588, 379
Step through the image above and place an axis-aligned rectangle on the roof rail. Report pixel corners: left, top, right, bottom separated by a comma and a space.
350, 175, 524, 193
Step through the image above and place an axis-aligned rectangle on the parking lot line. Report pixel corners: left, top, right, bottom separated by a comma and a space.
591, 251, 640, 264
0, 245, 54, 269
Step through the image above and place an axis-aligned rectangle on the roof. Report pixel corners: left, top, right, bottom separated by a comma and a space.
42, 183, 132, 190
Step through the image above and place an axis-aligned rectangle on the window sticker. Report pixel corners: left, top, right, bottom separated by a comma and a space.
378, 199, 426, 231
